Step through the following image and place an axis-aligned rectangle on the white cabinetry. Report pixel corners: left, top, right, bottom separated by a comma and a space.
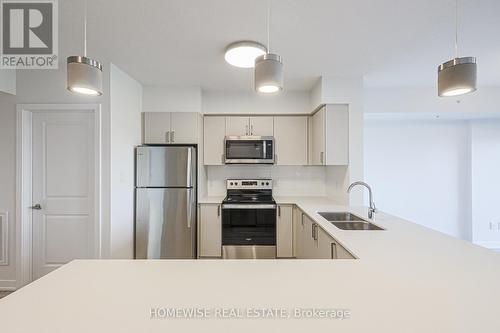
225, 116, 273, 136
203, 116, 226, 165
274, 116, 308, 165
309, 105, 349, 165
294, 207, 355, 259
144, 112, 199, 144
276, 204, 294, 258
198, 204, 222, 258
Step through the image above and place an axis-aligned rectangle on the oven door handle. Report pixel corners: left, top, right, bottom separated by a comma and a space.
222, 204, 277, 209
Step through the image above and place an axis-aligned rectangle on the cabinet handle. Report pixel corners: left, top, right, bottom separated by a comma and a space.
217, 205, 220, 217
245, 125, 249, 135
221, 154, 225, 164
331, 242, 338, 259
301, 213, 304, 226
166, 131, 170, 143
171, 131, 175, 143
320, 152, 324, 164
311, 223, 316, 240
250, 125, 254, 135
275, 154, 278, 164
278, 206, 281, 217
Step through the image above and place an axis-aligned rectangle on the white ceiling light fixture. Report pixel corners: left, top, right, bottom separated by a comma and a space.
254, 0, 283, 94
67, 0, 103, 96
225, 41, 267, 68
438, 0, 477, 97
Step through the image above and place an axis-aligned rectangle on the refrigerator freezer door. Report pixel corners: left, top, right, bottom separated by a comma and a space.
135, 188, 196, 259
136, 146, 196, 188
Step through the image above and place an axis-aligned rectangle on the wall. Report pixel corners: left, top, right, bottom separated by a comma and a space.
202, 90, 310, 115
109, 64, 143, 259
143, 86, 201, 112
365, 86, 500, 116
0, 70, 16, 95
0, 92, 17, 288
471, 120, 500, 248
364, 118, 471, 239
206, 166, 327, 197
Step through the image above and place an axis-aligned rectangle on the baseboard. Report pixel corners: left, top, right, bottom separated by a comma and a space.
0, 279, 17, 291
474, 241, 500, 250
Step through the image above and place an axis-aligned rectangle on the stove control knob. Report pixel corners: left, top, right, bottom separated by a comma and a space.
230, 182, 233, 186
235, 182, 238, 186
266, 182, 269, 185
261, 182, 264, 185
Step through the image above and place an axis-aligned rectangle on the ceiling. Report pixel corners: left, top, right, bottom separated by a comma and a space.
61, 0, 500, 91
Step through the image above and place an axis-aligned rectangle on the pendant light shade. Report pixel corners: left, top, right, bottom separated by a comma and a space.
67, 0, 103, 96
254, 53, 283, 93
438, 57, 476, 97
67, 56, 103, 96
437, 0, 477, 97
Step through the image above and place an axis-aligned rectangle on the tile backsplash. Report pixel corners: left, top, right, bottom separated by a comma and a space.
206, 165, 327, 197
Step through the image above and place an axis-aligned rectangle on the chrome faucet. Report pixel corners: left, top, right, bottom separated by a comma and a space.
347, 181, 377, 219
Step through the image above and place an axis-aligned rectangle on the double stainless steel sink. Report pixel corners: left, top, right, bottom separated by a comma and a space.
318, 212, 385, 230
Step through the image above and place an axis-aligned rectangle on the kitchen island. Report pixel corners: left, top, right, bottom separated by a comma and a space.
1, 198, 499, 332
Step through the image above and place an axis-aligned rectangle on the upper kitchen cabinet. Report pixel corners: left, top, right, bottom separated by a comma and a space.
273, 116, 308, 165
203, 116, 226, 165
143, 112, 199, 144
309, 105, 349, 166
225, 116, 274, 136
249, 117, 273, 136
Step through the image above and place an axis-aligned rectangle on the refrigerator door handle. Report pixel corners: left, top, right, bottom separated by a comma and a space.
187, 189, 193, 229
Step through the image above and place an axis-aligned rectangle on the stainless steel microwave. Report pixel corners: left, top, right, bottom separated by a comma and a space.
224, 136, 275, 164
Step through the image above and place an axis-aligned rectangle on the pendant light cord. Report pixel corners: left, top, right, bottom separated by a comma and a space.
266, 0, 271, 54
454, 0, 458, 58
84, 0, 87, 57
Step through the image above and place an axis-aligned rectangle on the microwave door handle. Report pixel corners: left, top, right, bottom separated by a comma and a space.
263, 141, 266, 159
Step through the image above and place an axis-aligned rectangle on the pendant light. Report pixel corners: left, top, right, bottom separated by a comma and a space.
67, 0, 103, 96
437, 0, 476, 97
254, 0, 283, 93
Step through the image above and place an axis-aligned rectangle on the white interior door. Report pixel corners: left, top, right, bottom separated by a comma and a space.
32, 111, 96, 280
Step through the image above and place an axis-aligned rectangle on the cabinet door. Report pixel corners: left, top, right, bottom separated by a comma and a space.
310, 107, 326, 165
249, 116, 274, 136
274, 116, 308, 165
170, 112, 198, 144
143, 112, 171, 144
294, 209, 305, 258
302, 215, 318, 259
225, 117, 249, 136
198, 204, 222, 258
276, 205, 293, 258
334, 242, 355, 259
317, 226, 335, 259
325, 105, 349, 165
203, 116, 226, 165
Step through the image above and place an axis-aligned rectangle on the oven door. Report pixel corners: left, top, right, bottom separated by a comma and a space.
222, 204, 276, 258
224, 137, 274, 164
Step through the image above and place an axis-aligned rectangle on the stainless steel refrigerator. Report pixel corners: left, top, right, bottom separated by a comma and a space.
135, 146, 196, 259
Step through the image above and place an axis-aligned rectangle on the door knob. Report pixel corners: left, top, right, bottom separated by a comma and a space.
30, 204, 42, 210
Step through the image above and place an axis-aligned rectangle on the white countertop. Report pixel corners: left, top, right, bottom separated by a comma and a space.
2, 197, 500, 332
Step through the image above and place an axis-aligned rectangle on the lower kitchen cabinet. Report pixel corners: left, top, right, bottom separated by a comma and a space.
276, 204, 294, 258
198, 204, 222, 258
294, 207, 355, 259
